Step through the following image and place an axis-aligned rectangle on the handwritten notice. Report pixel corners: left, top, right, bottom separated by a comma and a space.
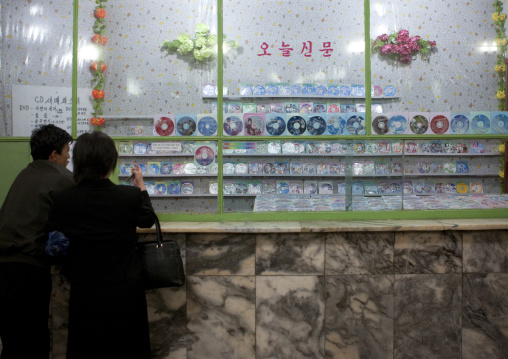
149, 142, 182, 153
12, 85, 94, 136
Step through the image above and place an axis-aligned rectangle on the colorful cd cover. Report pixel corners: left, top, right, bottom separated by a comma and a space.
223, 115, 244, 136
175, 114, 197, 136
470, 112, 491, 134
243, 113, 265, 136
196, 114, 218, 136
450, 112, 471, 135
387, 112, 409, 135
242, 103, 257, 113
409, 112, 430, 135
429, 112, 451, 135
118, 141, 133, 154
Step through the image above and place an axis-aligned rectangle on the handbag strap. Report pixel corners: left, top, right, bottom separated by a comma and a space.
148, 207, 164, 247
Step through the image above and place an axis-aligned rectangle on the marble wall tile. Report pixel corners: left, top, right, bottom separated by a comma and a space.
256, 233, 324, 275
462, 273, 508, 359
187, 276, 255, 359
394, 231, 462, 274
324, 275, 394, 359
325, 232, 394, 275
463, 230, 508, 273
50, 273, 70, 359
146, 287, 187, 359
186, 234, 255, 275
394, 274, 462, 359
256, 276, 325, 359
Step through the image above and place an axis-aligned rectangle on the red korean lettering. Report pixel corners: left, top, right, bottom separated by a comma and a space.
278, 42, 294, 57
319, 42, 333, 57
301, 41, 313, 57
257, 42, 272, 56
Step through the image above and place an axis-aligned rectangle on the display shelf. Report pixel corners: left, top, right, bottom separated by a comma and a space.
224, 193, 404, 197
148, 194, 216, 197
202, 95, 399, 100
119, 174, 217, 178
404, 173, 499, 177
223, 153, 402, 157
223, 174, 403, 178
224, 194, 259, 197
119, 153, 195, 157
404, 153, 499, 157
103, 115, 154, 119
114, 138, 502, 213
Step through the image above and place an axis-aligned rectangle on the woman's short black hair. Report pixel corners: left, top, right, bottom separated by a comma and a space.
30, 124, 73, 160
73, 131, 118, 182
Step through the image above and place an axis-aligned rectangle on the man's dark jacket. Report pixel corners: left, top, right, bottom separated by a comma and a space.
0, 160, 74, 269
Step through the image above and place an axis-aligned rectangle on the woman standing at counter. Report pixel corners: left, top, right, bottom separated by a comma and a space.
48, 131, 154, 359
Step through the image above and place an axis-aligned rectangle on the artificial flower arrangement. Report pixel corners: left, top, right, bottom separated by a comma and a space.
493, 1, 507, 109
161, 23, 239, 63
90, 0, 108, 128
371, 29, 436, 64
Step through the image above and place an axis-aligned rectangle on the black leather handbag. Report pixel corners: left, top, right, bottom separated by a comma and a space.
137, 209, 185, 289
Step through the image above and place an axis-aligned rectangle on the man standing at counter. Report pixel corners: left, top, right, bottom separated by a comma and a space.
0, 124, 74, 358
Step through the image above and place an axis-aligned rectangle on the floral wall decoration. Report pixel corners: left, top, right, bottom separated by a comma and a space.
371, 29, 437, 64
161, 23, 239, 63
493, 0, 507, 110
90, 0, 108, 128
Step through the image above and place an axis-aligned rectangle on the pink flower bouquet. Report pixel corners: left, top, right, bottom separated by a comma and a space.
371, 29, 436, 64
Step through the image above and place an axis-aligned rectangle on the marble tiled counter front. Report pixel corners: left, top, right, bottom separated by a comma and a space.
137, 218, 508, 234
50, 219, 508, 359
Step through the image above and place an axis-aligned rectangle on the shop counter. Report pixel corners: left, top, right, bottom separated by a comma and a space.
51, 218, 508, 358
136, 217, 508, 233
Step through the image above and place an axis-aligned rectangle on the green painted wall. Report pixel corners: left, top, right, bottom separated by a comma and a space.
0, 142, 31, 206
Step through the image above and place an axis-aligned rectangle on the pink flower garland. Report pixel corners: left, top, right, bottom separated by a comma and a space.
371, 29, 436, 64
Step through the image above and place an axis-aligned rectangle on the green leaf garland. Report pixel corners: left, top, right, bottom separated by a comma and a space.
493, 0, 507, 110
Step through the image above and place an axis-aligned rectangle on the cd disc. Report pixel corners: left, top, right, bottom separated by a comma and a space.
184, 163, 197, 174
430, 115, 449, 134
388, 115, 408, 134
457, 182, 469, 194
450, 115, 470, 134
176, 116, 196, 136
266, 116, 286, 136
470, 183, 483, 193
264, 163, 275, 174
326, 116, 346, 135
492, 113, 508, 134
471, 114, 491, 134
307, 116, 326, 135
244, 115, 264, 136
287, 116, 307, 136
168, 182, 180, 194
372, 115, 389, 135
181, 182, 194, 194
194, 146, 214, 167
160, 163, 172, 174
197, 116, 218, 136
409, 115, 429, 135
155, 116, 175, 136
346, 115, 366, 135
223, 116, 243, 136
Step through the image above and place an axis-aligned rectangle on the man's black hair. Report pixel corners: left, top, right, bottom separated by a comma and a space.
30, 124, 73, 160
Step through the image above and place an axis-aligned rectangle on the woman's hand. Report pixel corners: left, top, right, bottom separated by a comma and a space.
131, 163, 147, 191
